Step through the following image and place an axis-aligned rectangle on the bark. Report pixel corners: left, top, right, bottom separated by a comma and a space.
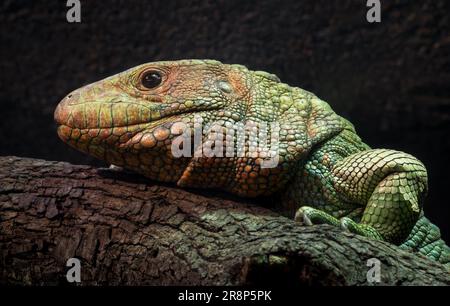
0, 156, 448, 286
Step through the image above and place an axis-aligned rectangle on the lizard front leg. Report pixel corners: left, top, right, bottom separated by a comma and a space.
296, 149, 428, 244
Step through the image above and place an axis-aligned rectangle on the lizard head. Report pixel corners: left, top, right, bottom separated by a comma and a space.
55, 59, 343, 197
55, 59, 253, 184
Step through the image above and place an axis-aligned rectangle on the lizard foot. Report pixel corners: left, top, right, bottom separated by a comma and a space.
340, 217, 384, 240
295, 206, 384, 241
294, 206, 340, 227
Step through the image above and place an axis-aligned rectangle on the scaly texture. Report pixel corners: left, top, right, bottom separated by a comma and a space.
54, 59, 449, 268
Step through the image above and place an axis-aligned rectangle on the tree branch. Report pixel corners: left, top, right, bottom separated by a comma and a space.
0, 156, 448, 285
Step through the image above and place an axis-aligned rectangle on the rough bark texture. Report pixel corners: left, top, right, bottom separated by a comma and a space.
0, 156, 448, 286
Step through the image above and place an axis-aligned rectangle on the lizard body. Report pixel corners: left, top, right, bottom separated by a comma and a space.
54, 59, 449, 267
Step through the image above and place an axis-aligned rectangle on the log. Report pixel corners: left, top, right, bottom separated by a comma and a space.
0, 156, 448, 286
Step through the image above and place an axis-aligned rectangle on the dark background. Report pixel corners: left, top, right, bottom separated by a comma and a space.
0, 0, 449, 242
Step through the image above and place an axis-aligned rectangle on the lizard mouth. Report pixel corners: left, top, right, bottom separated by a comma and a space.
56, 122, 149, 146
55, 111, 184, 150
54, 95, 157, 150
55, 93, 205, 159
54, 98, 159, 130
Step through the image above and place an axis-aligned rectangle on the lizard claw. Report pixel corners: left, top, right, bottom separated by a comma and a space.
340, 217, 353, 232
109, 164, 124, 171
294, 206, 341, 227
295, 209, 385, 241
340, 217, 384, 240
294, 208, 313, 226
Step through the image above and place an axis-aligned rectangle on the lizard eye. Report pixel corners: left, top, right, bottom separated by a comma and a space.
141, 70, 162, 89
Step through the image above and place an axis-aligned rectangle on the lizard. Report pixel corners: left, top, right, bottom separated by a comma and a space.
54, 59, 449, 268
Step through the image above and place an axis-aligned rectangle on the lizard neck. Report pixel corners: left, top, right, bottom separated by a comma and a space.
176, 71, 349, 199
176, 74, 310, 197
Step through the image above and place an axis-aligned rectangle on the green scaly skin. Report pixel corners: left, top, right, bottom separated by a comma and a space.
54, 59, 449, 268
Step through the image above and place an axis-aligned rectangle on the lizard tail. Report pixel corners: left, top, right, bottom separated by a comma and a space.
399, 214, 450, 269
